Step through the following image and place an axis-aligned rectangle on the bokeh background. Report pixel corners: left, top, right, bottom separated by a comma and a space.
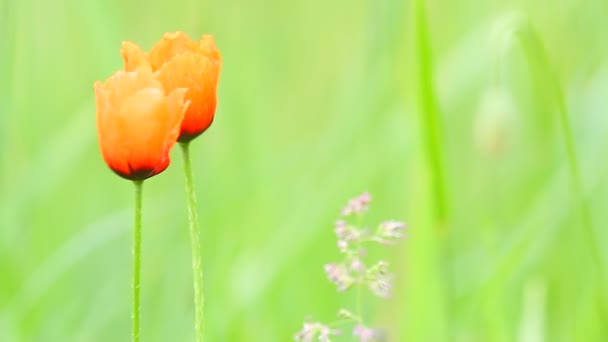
2, 0, 608, 341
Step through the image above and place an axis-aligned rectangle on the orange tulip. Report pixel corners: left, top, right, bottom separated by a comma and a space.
122, 32, 222, 142
94, 69, 188, 180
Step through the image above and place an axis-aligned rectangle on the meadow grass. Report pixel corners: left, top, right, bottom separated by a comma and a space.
1, 0, 608, 341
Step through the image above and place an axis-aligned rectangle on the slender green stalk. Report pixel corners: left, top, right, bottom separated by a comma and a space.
414, 0, 449, 229
516, 24, 608, 327
180, 142, 205, 342
412, 2, 451, 339
355, 249, 363, 324
132, 180, 143, 342
355, 215, 363, 322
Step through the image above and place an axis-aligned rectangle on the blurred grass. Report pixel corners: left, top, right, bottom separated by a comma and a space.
2, 0, 608, 341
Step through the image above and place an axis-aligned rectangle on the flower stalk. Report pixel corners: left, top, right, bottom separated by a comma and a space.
180, 142, 205, 342
132, 180, 143, 342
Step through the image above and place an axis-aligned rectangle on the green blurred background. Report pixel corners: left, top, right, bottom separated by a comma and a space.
1, 0, 608, 340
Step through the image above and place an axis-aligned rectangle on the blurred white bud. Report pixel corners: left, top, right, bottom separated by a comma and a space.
474, 86, 517, 158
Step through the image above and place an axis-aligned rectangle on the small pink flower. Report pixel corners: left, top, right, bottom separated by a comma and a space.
324, 263, 354, 291
353, 325, 376, 342
334, 221, 349, 239
350, 257, 366, 273
294, 323, 316, 342
318, 325, 341, 342
337, 240, 348, 252
294, 321, 340, 342
368, 274, 393, 298
335, 220, 361, 242
341, 192, 371, 216
378, 220, 407, 240
366, 261, 393, 298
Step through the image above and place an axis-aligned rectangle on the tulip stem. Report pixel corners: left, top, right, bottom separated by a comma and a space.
132, 180, 143, 342
180, 142, 205, 342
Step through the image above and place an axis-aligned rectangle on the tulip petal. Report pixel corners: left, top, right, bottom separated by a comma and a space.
95, 70, 163, 111
155, 52, 221, 141
199, 34, 222, 62
121, 41, 152, 72
95, 70, 187, 180
148, 31, 200, 72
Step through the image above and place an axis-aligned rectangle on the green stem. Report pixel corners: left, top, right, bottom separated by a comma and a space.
517, 25, 608, 328
132, 180, 143, 342
356, 272, 363, 324
180, 142, 205, 342
413, 0, 452, 337
355, 216, 363, 322
414, 0, 449, 230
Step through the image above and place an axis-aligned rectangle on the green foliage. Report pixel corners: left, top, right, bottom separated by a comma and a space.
1, 0, 607, 340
